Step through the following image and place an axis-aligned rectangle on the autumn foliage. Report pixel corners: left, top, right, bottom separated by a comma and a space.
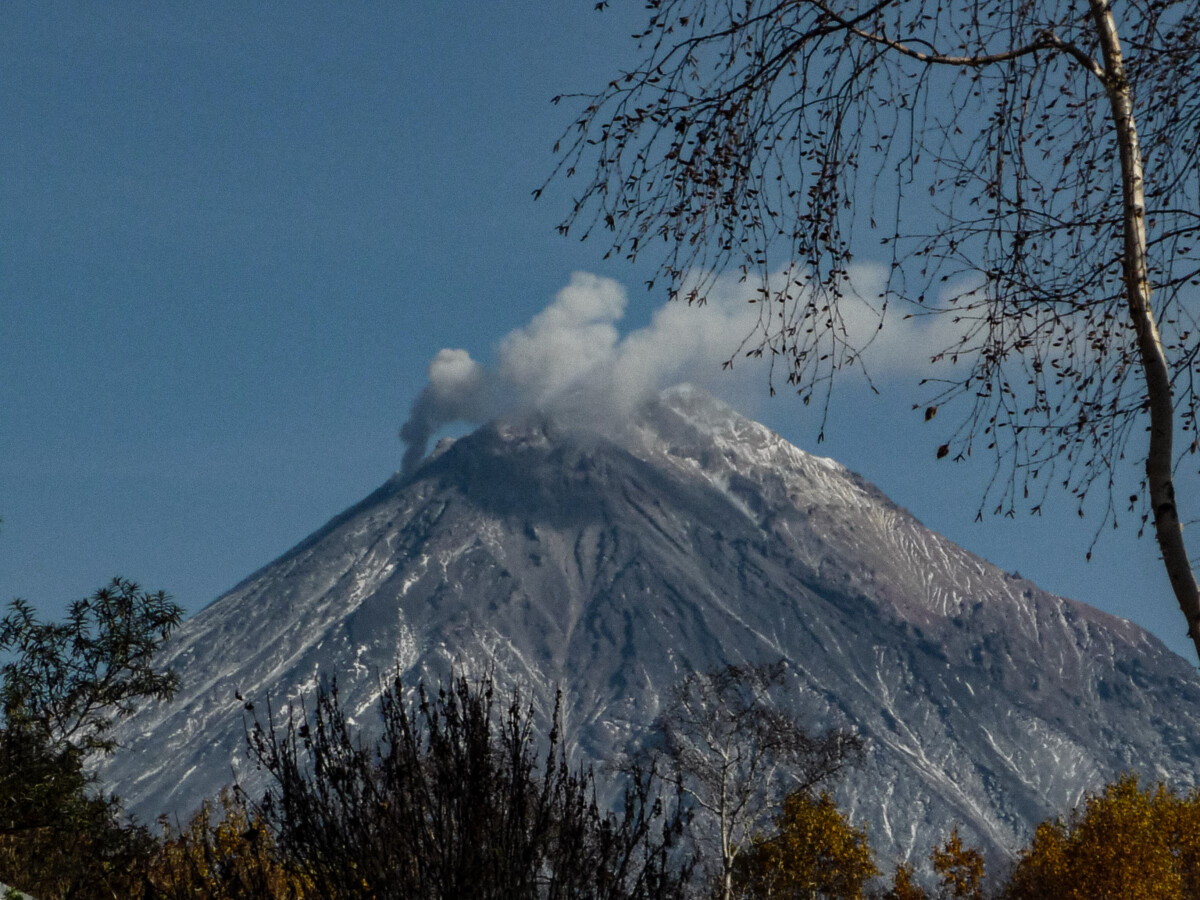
734, 789, 878, 900
881, 863, 929, 900
148, 788, 311, 900
930, 828, 986, 900
3, 590, 1199, 900
1002, 774, 1200, 900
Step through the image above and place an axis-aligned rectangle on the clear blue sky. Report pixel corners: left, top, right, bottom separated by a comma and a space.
2, 3, 1193, 661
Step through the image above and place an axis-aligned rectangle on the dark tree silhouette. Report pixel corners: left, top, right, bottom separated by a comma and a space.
1, 577, 182, 755
244, 674, 693, 900
0, 578, 181, 899
551, 0, 1200, 660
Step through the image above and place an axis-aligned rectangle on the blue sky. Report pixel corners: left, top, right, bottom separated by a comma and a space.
2, 3, 1192, 661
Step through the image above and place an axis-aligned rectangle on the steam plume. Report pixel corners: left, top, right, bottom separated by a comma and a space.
399, 349, 491, 475
399, 268, 959, 473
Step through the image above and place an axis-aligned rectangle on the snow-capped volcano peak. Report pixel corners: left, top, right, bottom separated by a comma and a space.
630, 384, 866, 509
102, 384, 1200, 867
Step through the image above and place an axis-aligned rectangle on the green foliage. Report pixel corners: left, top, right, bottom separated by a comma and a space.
1, 577, 182, 754
733, 789, 878, 900
8, 575, 1199, 900
0, 722, 88, 837
0, 788, 156, 900
0, 578, 181, 899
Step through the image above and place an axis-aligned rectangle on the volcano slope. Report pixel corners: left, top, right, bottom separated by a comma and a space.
102, 385, 1200, 864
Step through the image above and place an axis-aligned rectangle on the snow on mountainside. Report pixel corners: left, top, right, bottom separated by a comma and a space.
101, 384, 1200, 865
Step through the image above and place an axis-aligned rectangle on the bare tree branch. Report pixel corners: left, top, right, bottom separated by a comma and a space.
637, 662, 861, 900
550, 0, 1200, 660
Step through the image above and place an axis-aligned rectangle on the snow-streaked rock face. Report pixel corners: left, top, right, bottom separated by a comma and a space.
102, 384, 1200, 865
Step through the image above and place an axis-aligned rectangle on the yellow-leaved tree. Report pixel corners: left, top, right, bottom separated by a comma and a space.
880, 863, 928, 900
878, 826, 986, 900
1003, 774, 1200, 900
930, 827, 985, 900
733, 789, 877, 900
149, 788, 312, 900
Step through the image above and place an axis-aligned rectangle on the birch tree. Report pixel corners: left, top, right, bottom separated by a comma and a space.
645, 663, 861, 900
551, 1, 1200, 659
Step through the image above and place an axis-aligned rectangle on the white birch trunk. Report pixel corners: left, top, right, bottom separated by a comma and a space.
1089, 0, 1200, 661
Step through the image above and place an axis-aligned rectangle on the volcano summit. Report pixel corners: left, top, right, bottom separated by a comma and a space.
103, 385, 1200, 864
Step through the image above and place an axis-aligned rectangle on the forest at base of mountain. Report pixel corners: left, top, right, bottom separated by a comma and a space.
3, 670, 1198, 900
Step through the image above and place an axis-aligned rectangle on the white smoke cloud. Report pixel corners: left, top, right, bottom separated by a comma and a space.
398, 267, 968, 473
498, 272, 626, 405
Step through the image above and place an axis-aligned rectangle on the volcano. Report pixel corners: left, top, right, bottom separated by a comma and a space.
102, 385, 1200, 864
